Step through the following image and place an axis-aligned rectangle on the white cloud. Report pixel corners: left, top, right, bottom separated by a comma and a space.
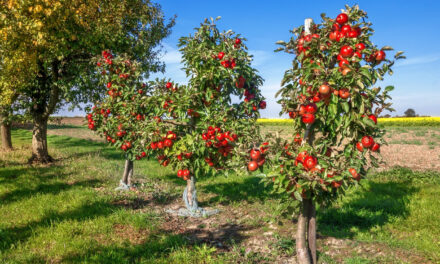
160, 43, 182, 64
249, 50, 271, 67
395, 54, 440, 67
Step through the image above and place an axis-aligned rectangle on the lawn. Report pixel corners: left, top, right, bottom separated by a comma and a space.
1, 127, 439, 263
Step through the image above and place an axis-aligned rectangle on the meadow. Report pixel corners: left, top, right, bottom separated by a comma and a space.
1, 122, 439, 263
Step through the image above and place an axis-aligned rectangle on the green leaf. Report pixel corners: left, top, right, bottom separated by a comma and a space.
385, 86, 394, 92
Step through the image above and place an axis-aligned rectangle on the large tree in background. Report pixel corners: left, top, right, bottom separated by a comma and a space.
0, 0, 174, 162
0, 48, 36, 151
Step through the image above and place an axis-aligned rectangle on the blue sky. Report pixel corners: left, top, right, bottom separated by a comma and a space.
61, 0, 440, 117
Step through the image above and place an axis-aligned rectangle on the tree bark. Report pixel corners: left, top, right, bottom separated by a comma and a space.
1, 121, 13, 151
29, 115, 53, 163
296, 200, 312, 264
121, 159, 134, 187
186, 176, 197, 209
307, 199, 317, 264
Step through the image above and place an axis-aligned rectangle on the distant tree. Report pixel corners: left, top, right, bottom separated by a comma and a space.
404, 108, 416, 117
382, 114, 391, 118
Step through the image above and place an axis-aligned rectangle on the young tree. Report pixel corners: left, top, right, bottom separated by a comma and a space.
86, 52, 170, 189
263, 6, 404, 263
151, 18, 265, 216
0, 1, 174, 163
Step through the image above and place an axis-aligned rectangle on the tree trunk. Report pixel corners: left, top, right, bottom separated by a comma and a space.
1, 121, 13, 151
121, 159, 134, 187
29, 115, 53, 163
296, 199, 312, 264
307, 199, 317, 264
296, 199, 317, 264
184, 176, 199, 212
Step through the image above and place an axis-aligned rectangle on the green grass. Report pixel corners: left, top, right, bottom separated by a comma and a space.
1, 128, 440, 263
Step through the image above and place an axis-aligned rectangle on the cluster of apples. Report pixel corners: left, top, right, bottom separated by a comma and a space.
148, 131, 177, 150
202, 126, 238, 157
356, 135, 380, 152
330, 13, 386, 69
247, 148, 267, 171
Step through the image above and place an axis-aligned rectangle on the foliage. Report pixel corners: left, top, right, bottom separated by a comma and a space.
85, 52, 166, 161
263, 5, 405, 204
149, 18, 266, 180
0, 0, 175, 118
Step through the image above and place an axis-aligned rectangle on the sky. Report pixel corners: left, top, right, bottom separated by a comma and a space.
60, 0, 440, 117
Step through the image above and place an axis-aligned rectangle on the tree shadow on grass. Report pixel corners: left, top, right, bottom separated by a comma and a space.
0, 200, 117, 253
200, 176, 274, 205
0, 178, 102, 206
317, 180, 419, 239
60, 222, 251, 263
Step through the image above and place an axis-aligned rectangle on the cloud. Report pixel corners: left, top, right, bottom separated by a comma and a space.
395, 54, 440, 67
249, 50, 271, 67
160, 43, 182, 64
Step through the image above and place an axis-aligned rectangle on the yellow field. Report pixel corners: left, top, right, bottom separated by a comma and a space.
257, 117, 440, 126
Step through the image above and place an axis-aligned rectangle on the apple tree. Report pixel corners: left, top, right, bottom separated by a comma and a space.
150, 18, 266, 217
262, 5, 404, 263
86, 52, 170, 190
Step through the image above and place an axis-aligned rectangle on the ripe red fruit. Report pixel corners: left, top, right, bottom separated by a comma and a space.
339, 88, 350, 99
368, 114, 377, 124
349, 168, 360, 180
183, 169, 190, 177
340, 45, 354, 58
355, 43, 366, 51
116, 131, 124, 137
305, 103, 317, 114
166, 82, 172, 89
319, 84, 330, 95
361, 136, 374, 148
164, 139, 173, 148
107, 82, 112, 89
141, 152, 146, 157
375, 50, 386, 62
303, 156, 317, 171
125, 141, 132, 149
250, 149, 261, 161
121, 144, 128, 151
259, 101, 267, 109
302, 113, 315, 124
248, 161, 258, 171
348, 30, 358, 38
341, 24, 351, 35
150, 142, 157, 150
339, 59, 350, 68
329, 31, 338, 41
157, 141, 164, 149
299, 105, 307, 116
217, 51, 225, 60
356, 142, 364, 152
371, 143, 380, 152
336, 13, 348, 25
235, 38, 241, 45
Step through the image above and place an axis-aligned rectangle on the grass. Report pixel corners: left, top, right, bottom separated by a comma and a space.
1, 127, 440, 263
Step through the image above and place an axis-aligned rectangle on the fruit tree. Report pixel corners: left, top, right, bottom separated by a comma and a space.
263, 5, 404, 263
151, 18, 265, 217
86, 52, 167, 190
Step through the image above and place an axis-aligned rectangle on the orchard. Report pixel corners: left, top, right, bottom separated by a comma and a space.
13, 2, 440, 263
